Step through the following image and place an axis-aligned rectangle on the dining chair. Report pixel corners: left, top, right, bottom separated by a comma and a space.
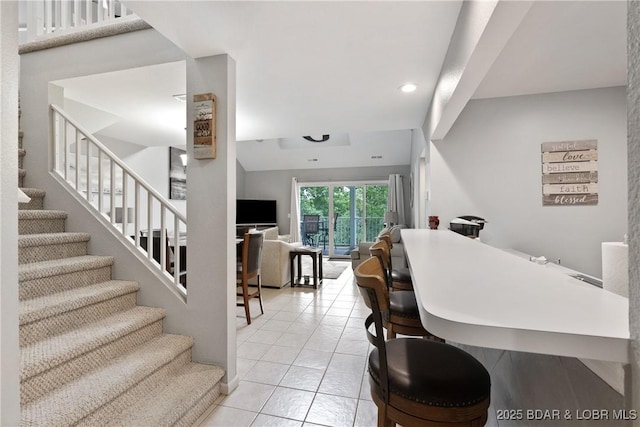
237, 231, 265, 325
354, 257, 491, 427
302, 214, 320, 247
378, 230, 413, 291
368, 240, 439, 340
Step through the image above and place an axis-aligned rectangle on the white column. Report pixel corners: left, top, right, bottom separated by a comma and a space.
186, 54, 238, 393
627, 0, 640, 411
0, 0, 21, 424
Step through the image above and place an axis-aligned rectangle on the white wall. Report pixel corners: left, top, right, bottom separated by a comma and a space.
0, 1, 20, 423
431, 87, 627, 277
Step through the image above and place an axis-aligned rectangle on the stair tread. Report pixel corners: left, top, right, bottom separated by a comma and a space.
19, 255, 114, 282
106, 362, 225, 427
18, 210, 67, 220
21, 306, 166, 381
19, 188, 45, 196
21, 334, 195, 426
20, 280, 139, 326
19, 232, 91, 247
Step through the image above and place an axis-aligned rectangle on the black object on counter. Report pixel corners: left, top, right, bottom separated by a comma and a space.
449, 216, 487, 238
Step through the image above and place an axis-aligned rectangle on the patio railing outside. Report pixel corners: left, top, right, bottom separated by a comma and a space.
300, 216, 385, 254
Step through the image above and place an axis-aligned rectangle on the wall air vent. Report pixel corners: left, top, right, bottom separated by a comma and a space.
371, 155, 383, 159
307, 158, 318, 162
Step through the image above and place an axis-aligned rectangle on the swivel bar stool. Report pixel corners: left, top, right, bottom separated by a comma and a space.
377, 230, 413, 291
354, 257, 491, 427
368, 241, 437, 339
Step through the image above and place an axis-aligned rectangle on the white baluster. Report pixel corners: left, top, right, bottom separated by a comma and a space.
173, 215, 180, 286
54, 0, 61, 33
110, 160, 116, 223
85, 137, 91, 201
85, 0, 92, 25
45, 0, 53, 34
160, 206, 166, 272
98, 149, 104, 214
147, 192, 153, 261
74, 129, 80, 190
134, 182, 141, 246
26, 1, 43, 41
73, 0, 81, 27
122, 171, 128, 235
60, 0, 69, 31
96, 0, 104, 23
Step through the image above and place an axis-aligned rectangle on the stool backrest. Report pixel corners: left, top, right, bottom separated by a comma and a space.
354, 257, 391, 402
376, 231, 394, 270
368, 240, 391, 288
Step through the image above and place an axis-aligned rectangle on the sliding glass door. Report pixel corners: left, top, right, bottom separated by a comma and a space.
299, 181, 387, 258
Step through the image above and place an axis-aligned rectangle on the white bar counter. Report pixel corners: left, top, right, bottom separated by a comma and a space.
401, 229, 629, 363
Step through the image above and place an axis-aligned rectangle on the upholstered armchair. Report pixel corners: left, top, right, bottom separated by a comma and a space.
249, 226, 302, 288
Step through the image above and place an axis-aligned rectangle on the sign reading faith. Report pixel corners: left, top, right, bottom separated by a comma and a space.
541, 139, 598, 206
193, 93, 216, 159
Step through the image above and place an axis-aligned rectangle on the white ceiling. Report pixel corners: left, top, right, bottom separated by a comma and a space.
53, 1, 627, 172
473, 0, 626, 99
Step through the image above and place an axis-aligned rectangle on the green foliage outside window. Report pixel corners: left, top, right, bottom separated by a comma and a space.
299, 184, 388, 246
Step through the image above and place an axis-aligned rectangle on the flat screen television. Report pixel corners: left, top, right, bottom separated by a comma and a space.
236, 199, 277, 226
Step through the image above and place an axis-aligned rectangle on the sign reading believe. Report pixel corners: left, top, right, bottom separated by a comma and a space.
541, 139, 598, 206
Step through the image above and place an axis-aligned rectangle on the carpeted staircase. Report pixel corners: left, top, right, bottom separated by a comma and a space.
18, 148, 224, 426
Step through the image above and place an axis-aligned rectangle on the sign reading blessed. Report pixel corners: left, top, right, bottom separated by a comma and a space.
193, 93, 216, 159
541, 139, 598, 206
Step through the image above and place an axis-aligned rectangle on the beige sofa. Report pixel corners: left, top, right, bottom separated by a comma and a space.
250, 226, 302, 288
350, 225, 407, 269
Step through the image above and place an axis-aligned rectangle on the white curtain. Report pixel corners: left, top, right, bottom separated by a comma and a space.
388, 174, 405, 226
289, 177, 301, 242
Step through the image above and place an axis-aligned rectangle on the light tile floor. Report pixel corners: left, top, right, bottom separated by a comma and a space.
195, 262, 379, 427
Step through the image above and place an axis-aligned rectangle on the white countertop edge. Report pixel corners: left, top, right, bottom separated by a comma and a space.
418, 306, 629, 363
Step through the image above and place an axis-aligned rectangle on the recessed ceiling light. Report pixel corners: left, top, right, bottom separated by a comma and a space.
400, 83, 417, 93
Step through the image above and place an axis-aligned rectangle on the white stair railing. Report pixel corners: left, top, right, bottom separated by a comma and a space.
50, 104, 187, 296
25, 0, 135, 42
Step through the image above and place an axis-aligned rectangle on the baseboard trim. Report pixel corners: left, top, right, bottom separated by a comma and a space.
221, 374, 239, 395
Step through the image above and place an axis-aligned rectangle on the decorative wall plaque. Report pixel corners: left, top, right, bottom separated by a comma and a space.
541, 139, 598, 206
193, 93, 216, 159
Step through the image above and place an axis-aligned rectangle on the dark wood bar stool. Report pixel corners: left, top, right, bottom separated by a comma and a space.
378, 230, 413, 291
354, 257, 491, 427
369, 241, 438, 340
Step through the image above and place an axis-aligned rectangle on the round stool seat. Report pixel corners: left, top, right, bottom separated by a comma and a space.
391, 266, 412, 283
369, 339, 490, 408
389, 290, 421, 320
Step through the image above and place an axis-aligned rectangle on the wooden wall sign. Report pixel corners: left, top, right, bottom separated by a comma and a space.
541, 139, 598, 206
193, 93, 216, 159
